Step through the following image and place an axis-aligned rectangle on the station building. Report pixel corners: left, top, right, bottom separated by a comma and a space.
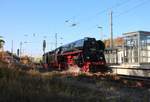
105, 31, 150, 66
105, 31, 150, 77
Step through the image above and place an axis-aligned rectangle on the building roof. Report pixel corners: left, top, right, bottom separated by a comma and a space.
123, 31, 150, 36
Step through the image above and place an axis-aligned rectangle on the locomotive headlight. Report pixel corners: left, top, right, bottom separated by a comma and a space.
90, 48, 96, 51
86, 56, 90, 59
99, 57, 103, 60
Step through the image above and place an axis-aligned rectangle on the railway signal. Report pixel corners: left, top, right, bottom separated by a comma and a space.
43, 40, 46, 53
43, 39, 48, 69
17, 49, 19, 56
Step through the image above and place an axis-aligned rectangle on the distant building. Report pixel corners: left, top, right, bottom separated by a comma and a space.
33, 56, 42, 63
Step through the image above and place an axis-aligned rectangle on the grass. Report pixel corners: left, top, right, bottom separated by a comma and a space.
0, 66, 106, 102
0, 60, 149, 102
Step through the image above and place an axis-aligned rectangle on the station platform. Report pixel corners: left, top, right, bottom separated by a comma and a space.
109, 64, 150, 78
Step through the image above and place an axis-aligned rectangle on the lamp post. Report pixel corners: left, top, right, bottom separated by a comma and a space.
55, 33, 57, 49
98, 26, 103, 41
20, 42, 22, 57
11, 40, 13, 63
60, 37, 63, 46
20, 41, 32, 57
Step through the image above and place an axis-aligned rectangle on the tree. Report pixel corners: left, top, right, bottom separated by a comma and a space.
104, 39, 110, 48
114, 37, 124, 47
0, 36, 5, 49
0, 36, 5, 59
103, 37, 124, 48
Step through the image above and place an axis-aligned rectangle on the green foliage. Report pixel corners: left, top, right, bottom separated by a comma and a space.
0, 36, 5, 48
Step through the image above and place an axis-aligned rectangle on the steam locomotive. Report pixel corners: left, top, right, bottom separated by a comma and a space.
43, 37, 110, 72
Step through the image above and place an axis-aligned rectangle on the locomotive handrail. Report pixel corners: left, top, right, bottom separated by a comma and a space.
59, 50, 82, 56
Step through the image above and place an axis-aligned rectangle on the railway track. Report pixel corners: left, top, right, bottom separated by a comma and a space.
117, 75, 150, 88
118, 75, 150, 82
37, 66, 150, 88
70, 71, 150, 88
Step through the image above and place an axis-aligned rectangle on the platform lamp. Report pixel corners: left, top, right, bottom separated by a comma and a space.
97, 26, 103, 41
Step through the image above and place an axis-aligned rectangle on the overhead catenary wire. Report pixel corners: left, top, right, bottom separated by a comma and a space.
63, 0, 150, 44
83, 0, 150, 35
66, 0, 132, 26
66, 0, 135, 38
115, 0, 150, 18
84, 0, 131, 22
68, 0, 149, 28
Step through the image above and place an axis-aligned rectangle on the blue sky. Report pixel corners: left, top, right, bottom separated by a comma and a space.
0, 0, 150, 56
